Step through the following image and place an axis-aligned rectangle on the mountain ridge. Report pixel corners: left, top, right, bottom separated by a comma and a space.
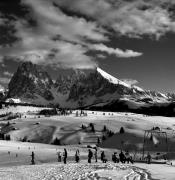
5, 62, 172, 109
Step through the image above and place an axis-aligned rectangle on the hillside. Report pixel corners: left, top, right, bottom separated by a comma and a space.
0, 107, 175, 179
1, 106, 175, 154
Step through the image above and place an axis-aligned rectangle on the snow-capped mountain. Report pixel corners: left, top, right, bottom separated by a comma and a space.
7, 62, 169, 108
96, 67, 131, 88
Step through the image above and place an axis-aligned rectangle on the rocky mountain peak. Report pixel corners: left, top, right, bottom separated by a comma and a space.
8, 62, 54, 101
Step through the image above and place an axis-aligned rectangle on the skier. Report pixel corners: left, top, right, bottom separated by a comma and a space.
94, 148, 98, 162
125, 151, 129, 163
119, 151, 125, 163
57, 151, 61, 162
125, 151, 133, 164
112, 152, 119, 163
101, 151, 107, 163
88, 149, 93, 163
147, 152, 151, 164
63, 148, 67, 164
31, 151, 35, 165
75, 149, 80, 163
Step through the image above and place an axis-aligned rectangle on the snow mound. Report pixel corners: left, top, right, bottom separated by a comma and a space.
5, 98, 22, 103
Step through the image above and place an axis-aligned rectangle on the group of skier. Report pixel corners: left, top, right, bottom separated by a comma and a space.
30, 148, 154, 165
112, 151, 133, 164
57, 148, 68, 164
55, 148, 134, 164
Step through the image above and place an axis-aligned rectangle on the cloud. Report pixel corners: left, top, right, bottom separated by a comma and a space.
0, 56, 5, 67
111, 5, 175, 39
1, 63, 6, 68
3, 71, 13, 77
0, 0, 145, 69
21, 0, 108, 43
92, 44, 142, 58
0, 0, 108, 69
0, 56, 3, 63
0, 13, 7, 26
0, 20, 96, 69
121, 79, 139, 86
0, 77, 10, 84
0, 84, 5, 91
45, 41, 97, 69
58, 0, 175, 39
96, 54, 106, 59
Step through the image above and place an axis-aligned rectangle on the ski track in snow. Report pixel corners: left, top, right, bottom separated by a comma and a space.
0, 162, 154, 180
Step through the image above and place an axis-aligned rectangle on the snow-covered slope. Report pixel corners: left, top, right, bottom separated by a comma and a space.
132, 85, 144, 92
97, 67, 131, 88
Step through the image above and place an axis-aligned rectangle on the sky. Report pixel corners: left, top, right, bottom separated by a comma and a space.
0, 0, 175, 93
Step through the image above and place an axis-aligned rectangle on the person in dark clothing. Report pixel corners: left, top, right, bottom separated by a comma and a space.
31, 151, 35, 165
101, 151, 107, 163
63, 148, 68, 164
119, 151, 126, 163
147, 152, 151, 164
88, 149, 93, 163
75, 149, 80, 163
129, 156, 134, 164
112, 153, 115, 163
57, 151, 61, 162
94, 148, 98, 163
125, 151, 133, 164
112, 152, 119, 163
101, 151, 104, 162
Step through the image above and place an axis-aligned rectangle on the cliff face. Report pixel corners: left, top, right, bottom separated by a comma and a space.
8, 62, 54, 101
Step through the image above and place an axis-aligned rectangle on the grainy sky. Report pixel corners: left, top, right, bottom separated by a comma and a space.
0, 0, 175, 93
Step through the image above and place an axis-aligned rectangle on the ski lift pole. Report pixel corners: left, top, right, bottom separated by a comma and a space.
165, 132, 168, 159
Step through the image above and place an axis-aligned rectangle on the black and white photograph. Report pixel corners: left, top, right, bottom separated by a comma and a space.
0, 0, 175, 179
